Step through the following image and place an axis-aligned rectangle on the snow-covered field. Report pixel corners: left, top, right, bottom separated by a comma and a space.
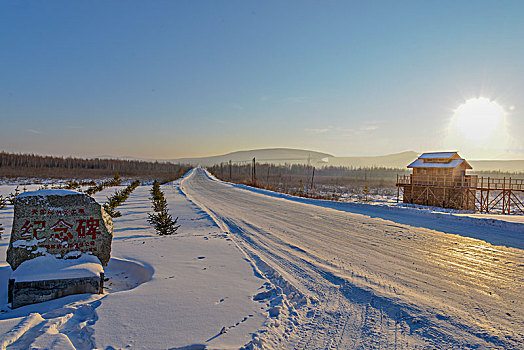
0, 168, 522, 349
0, 179, 270, 349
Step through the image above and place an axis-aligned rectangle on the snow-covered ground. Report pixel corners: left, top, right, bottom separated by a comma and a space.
0, 178, 272, 349
0, 169, 522, 349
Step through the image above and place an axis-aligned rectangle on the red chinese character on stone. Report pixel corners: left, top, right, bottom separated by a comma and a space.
48, 210, 55, 215
40, 209, 46, 215
20, 220, 46, 239
50, 219, 73, 242
86, 217, 100, 239
76, 218, 100, 240
79, 209, 85, 214
20, 220, 33, 238
71, 209, 77, 215
32, 209, 38, 215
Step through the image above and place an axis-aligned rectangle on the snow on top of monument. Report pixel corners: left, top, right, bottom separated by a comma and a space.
17, 189, 82, 198
11, 254, 103, 282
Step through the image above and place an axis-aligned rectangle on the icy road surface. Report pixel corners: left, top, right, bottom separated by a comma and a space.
181, 168, 524, 349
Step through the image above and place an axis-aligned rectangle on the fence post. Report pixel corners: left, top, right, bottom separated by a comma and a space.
310, 167, 315, 192
503, 177, 506, 214
252, 157, 256, 185
396, 174, 399, 203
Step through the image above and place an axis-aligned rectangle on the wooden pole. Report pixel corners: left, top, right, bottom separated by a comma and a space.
252, 157, 256, 185
480, 176, 484, 213
310, 167, 315, 192
487, 177, 490, 213
410, 174, 414, 204
508, 177, 512, 214
396, 174, 399, 203
503, 177, 506, 214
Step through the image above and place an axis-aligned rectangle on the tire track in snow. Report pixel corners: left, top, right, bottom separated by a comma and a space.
180, 171, 407, 348
181, 168, 523, 349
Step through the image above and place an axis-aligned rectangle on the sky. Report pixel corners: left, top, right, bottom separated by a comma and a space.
1, 1, 523, 160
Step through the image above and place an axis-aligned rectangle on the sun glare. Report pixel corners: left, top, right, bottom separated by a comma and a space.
453, 97, 505, 141
444, 97, 511, 158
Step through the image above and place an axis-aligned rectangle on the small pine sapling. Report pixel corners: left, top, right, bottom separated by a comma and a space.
148, 180, 180, 235
7, 186, 21, 205
148, 209, 180, 235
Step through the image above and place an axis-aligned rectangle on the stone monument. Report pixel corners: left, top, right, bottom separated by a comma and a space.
7, 189, 113, 308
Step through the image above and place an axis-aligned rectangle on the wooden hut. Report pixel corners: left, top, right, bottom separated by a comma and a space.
398, 152, 477, 210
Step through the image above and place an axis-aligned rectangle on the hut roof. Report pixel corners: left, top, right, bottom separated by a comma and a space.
418, 152, 458, 159
407, 152, 472, 169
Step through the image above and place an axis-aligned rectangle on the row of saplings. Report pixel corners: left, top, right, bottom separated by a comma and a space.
103, 180, 140, 218
0, 178, 179, 236
103, 179, 179, 235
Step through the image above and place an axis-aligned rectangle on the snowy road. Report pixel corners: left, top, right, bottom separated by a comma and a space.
181, 168, 524, 349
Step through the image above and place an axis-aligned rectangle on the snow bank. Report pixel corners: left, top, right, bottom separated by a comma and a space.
11, 255, 103, 282
104, 257, 153, 292
17, 189, 81, 198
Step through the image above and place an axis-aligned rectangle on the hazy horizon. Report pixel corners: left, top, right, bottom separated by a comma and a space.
2, 1, 523, 160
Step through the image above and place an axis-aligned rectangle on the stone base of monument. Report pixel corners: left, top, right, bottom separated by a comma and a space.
9, 274, 104, 309
8, 255, 105, 309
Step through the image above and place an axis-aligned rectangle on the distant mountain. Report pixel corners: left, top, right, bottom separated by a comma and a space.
93, 148, 524, 172
324, 151, 420, 169
324, 152, 524, 172
170, 148, 333, 166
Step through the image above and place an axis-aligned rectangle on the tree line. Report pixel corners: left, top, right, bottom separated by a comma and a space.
0, 151, 190, 181
209, 162, 411, 189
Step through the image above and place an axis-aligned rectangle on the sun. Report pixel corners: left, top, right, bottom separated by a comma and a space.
453, 97, 505, 141
444, 97, 512, 158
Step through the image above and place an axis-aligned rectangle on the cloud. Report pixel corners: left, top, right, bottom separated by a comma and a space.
27, 129, 42, 134
305, 128, 330, 134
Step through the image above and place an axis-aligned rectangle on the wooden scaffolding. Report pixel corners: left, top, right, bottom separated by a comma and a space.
396, 175, 524, 214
